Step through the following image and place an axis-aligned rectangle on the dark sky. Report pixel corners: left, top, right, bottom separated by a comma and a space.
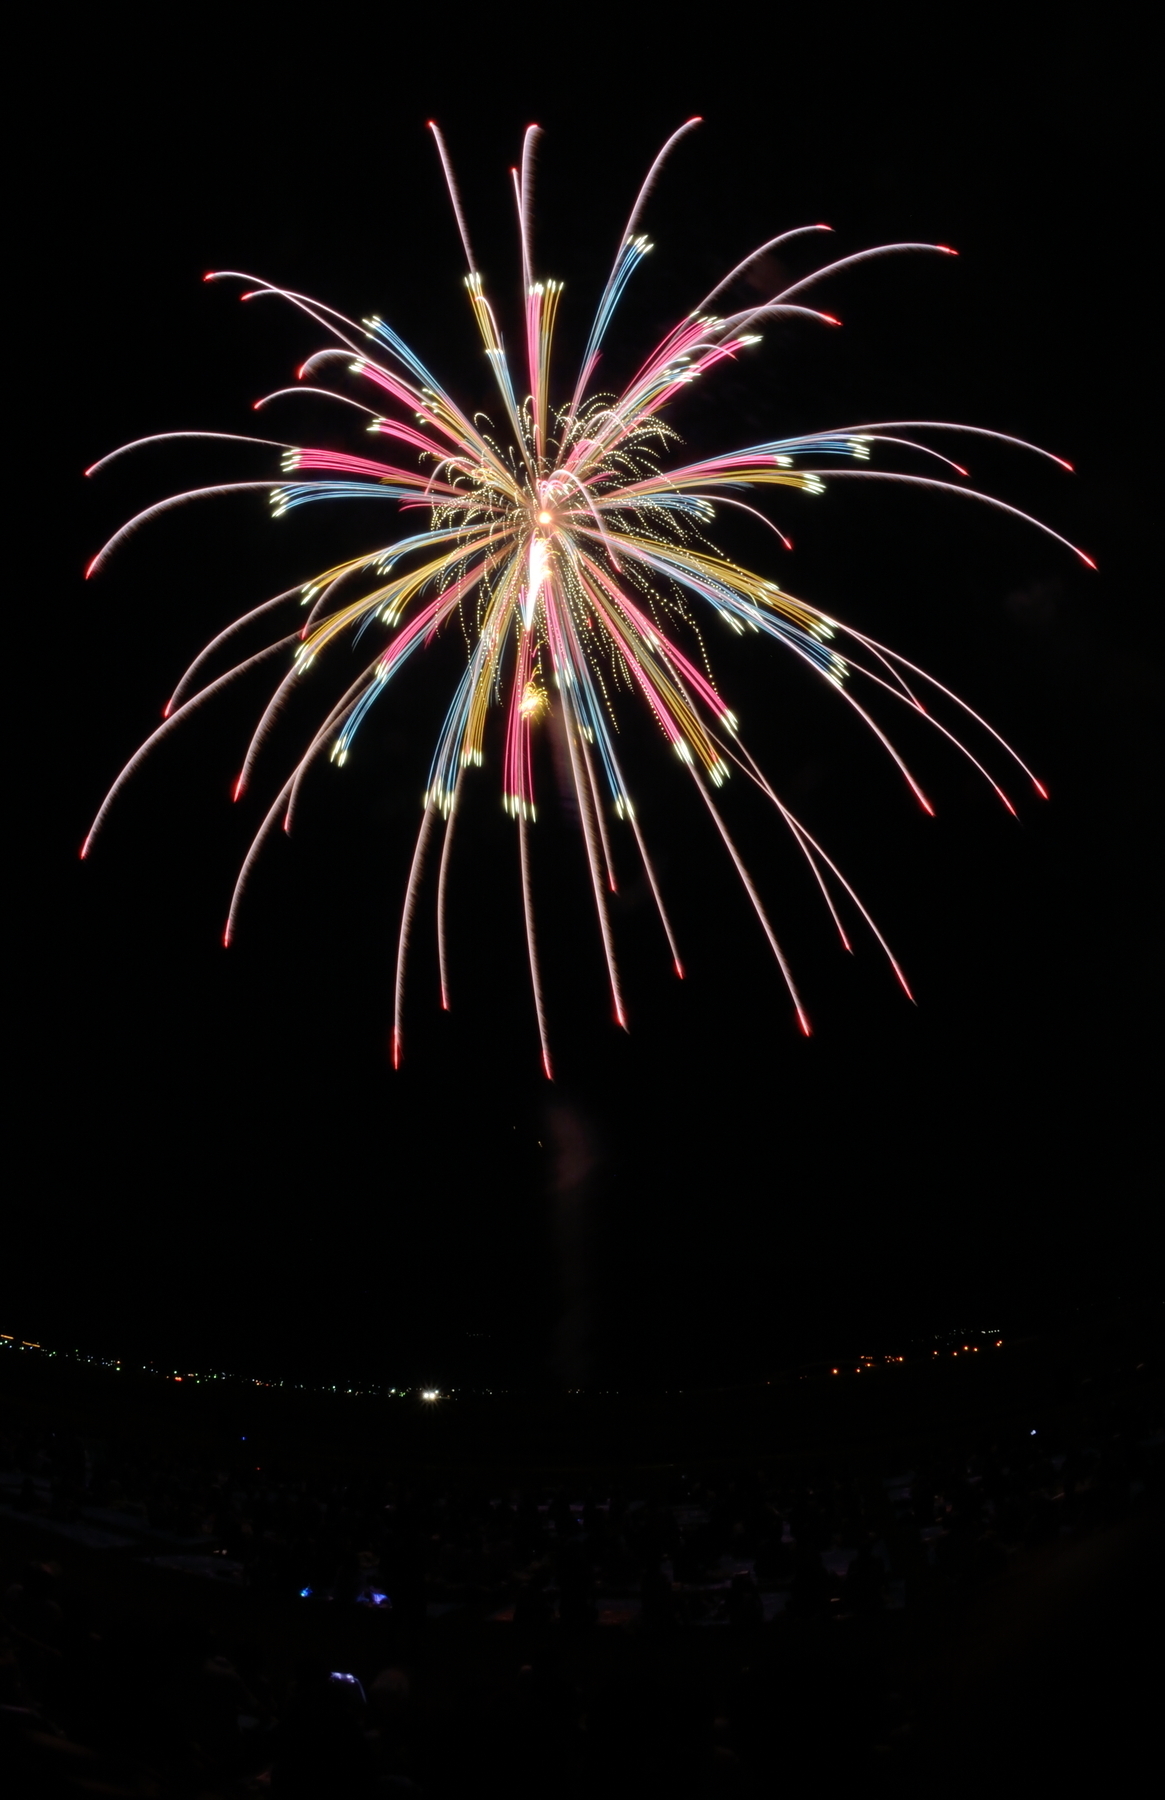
16, 25, 1154, 1386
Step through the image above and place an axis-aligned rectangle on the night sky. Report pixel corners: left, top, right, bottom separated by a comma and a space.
17, 26, 1153, 1389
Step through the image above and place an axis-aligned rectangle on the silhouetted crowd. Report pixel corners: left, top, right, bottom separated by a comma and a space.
2, 1377, 1161, 1795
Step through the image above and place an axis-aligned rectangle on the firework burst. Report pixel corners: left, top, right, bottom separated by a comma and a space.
83, 121, 1091, 1076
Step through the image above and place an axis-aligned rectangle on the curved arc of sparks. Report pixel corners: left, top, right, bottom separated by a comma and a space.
85, 431, 294, 477
612, 785, 685, 978
807, 469, 1095, 565
714, 242, 957, 338
693, 225, 835, 313
552, 610, 628, 1030
207, 273, 372, 362
518, 124, 541, 298
392, 802, 440, 1069
823, 642, 1025, 813
224, 769, 302, 948
602, 444, 1091, 567
82, 633, 301, 857
253, 386, 383, 421
167, 584, 306, 715
284, 671, 381, 834
224, 666, 392, 943
436, 758, 468, 1010
837, 625, 1049, 794
785, 420, 1075, 469
518, 812, 553, 1079
427, 121, 478, 274
88, 481, 292, 577
718, 732, 915, 996
688, 763, 812, 1037
686, 492, 793, 548
558, 117, 704, 432
621, 117, 703, 246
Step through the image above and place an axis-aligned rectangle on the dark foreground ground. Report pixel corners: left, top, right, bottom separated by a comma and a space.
3, 1304, 1161, 1796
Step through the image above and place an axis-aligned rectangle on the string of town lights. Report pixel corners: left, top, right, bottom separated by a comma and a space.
2, 1330, 1008, 1394
0, 1336, 442, 1398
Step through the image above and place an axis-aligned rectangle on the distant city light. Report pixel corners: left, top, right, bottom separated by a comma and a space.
1, 1321, 1015, 1397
